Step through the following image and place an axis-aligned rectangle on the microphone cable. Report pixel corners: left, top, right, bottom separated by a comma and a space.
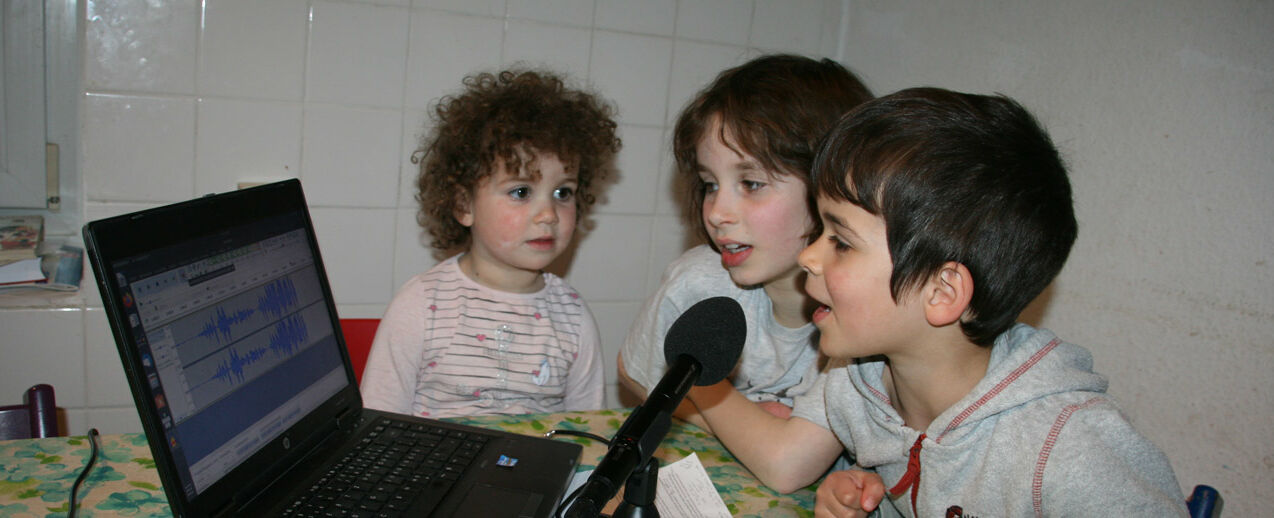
544, 428, 610, 446
67, 428, 100, 518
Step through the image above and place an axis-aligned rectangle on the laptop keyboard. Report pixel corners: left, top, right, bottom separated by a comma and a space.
281, 417, 490, 518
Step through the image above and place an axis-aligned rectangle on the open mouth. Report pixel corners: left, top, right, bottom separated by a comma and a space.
720, 243, 752, 267
812, 305, 831, 323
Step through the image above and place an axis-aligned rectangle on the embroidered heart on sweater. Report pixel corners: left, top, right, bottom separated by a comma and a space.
534, 312, 542, 320
429, 304, 437, 311
476, 334, 486, 341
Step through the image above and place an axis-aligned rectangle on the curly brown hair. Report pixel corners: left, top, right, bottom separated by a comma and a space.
415, 69, 620, 256
673, 55, 873, 245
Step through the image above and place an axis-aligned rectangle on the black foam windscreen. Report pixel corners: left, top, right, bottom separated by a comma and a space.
663, 296, 747, 386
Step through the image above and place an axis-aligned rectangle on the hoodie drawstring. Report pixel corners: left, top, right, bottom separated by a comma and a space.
888, 433, 926, 515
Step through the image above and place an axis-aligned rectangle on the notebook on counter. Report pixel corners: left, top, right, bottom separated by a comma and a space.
83, 179, 581, 517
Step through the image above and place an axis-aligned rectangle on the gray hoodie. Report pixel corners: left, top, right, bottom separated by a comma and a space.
793, 324, 1187, 517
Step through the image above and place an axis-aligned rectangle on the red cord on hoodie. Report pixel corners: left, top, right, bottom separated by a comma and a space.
888, 433, 926, 515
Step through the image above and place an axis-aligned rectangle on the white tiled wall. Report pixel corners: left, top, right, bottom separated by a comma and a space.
0, 0, 842, 435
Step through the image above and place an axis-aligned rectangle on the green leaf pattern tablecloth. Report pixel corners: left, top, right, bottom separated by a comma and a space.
0, 409, 815, 517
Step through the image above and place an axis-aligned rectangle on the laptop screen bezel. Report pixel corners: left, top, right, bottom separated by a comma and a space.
84, 180, 365, 517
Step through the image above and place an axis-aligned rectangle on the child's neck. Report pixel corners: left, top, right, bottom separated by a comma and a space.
458, 252, 545, 294
762, 272, 814, 328
881, 330, 992, 433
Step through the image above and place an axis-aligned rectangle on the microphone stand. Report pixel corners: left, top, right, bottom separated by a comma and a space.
613, 458, 660, 518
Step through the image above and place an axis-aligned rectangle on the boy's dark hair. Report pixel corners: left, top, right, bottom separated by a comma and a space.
813, 87, 1077, 346
673, 54, 873, 243
416, 69, 620, 255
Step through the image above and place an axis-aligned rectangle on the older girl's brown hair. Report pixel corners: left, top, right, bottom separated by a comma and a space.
673, 54, 872, 244
416, 69, 620, 255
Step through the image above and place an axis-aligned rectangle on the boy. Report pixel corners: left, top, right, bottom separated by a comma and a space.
687, 88, 1186, 516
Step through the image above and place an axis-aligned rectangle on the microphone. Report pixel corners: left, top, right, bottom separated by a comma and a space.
565, 296, 746, 517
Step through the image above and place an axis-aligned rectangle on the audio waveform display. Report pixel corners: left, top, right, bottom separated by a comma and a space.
160, 266, 330, 412
210, 315, 310, 385
195, 278, 299, 345
259, 277, 299, 318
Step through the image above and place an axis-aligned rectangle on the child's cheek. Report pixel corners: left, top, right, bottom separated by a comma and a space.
497, 211, 524, 244
751, 203, 802, 246
560, 208, 578, 236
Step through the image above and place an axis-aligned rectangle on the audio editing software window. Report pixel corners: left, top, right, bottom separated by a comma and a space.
115, 221, 345, 495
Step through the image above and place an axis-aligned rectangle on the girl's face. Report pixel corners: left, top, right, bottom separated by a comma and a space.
697, 117, 814, 290
457, 151, 577, 291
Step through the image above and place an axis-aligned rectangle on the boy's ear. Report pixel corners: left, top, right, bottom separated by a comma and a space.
924, 261, 974, 327
453, 192, 474, 227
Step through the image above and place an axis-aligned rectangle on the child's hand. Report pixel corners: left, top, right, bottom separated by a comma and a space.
756, 400, 793, 419
814, 469, 884, 518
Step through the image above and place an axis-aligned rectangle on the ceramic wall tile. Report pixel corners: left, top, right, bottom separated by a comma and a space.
507, 0, 594, 27
404, 10, 504, 109
83, 94, 196, 202
595, 0, 676, 36
503, 19, 593, 74
0, 309, 87, 408
675, 0, 754, 46
415, 0, 506, 17
564, 214, 651, 302
597, 125, 664, 215
199, 0, 308, 100
194, 98, 302, 194
83, 308, 132, 407
307, 1, 409, 107
589, 31, 673, 127
302, 105, 403, 208
309, 207, 397, 305
85, 0, 198, 93
751, 0, 832, 55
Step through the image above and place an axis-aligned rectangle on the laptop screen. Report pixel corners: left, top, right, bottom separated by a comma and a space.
103, 205, 346, 499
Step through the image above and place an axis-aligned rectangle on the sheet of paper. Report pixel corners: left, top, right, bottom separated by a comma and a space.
557, 453, 731, 517
0, 257, 44, 284
653, 453, 732, 518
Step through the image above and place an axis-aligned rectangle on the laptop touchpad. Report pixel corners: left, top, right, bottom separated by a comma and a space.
455, 484, 544, 518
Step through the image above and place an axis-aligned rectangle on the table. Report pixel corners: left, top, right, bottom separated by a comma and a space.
0, 409, 816, 517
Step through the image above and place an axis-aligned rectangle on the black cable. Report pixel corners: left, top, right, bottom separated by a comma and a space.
67, 428, 100, 518
544, 428, 611, 446
545, 429, 612, 518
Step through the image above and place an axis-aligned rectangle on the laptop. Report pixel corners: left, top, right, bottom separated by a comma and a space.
83, 179, 582, 518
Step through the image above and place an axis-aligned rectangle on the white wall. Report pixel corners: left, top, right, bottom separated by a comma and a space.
837, 0, 1272, 514
0, 0, 840, 436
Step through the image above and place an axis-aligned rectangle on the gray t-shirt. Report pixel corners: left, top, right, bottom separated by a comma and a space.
621, 245, 820, 405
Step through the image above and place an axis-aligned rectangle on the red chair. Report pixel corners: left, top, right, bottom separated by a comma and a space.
0, 384, 59, 440
339, 319, 381, 384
